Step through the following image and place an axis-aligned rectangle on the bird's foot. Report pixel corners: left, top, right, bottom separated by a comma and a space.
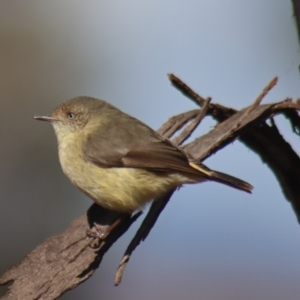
86, 223, 109, 248
86, 214, 130, 248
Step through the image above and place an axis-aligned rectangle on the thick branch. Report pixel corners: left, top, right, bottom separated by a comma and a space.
0, 205, 142, 299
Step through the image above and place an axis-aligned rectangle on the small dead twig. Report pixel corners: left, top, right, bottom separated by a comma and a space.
158, 110, 199, 138
232, 76, 278, 130
172, 97, 211, 146
168, 73, 236, 120
168, 73, 206, 106
114, 190, 174, 286
215, 77, 278, 143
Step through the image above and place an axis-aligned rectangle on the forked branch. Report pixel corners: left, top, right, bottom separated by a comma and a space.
1, 75, 299, 299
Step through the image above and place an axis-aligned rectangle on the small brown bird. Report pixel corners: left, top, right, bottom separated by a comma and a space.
34, 97, 252, 213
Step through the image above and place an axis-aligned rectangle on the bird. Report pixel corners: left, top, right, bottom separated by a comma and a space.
34, 96, 252, 214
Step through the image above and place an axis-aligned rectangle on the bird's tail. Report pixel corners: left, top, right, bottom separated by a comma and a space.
189, 162, 253, 193
208, 170, 253, 193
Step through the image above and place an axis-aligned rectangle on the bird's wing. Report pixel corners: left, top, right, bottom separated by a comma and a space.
121, 139, 205, 175
83, 121, 209, 177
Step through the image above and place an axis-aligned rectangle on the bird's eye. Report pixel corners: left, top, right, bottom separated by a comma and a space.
67, 113, 75, 120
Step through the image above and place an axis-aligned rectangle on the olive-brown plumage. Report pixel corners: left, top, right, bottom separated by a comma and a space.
34, 97, 253, 212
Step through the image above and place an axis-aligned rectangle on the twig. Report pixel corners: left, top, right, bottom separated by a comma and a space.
173, 97, 211, 145
168, 73, 206, 106
231, 77, 278, 131
185, 78, 279, 161
158, 110, 199, 138
168, 73, 236, 120
114, 190, 174, 285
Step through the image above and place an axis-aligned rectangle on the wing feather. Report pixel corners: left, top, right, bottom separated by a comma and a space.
83, 116, 204, 177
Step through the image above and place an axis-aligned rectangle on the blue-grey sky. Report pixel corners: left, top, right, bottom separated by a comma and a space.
0, 1, 299, 299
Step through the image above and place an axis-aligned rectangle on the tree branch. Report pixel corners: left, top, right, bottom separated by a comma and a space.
1, 75, 299, 299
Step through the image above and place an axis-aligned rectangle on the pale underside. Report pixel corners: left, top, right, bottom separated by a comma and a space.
59, 142, 201, 212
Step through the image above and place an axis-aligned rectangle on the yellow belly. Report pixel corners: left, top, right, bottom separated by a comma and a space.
68, 162, 187, 212
84, 166, 184, 211
58, 140, 191, 212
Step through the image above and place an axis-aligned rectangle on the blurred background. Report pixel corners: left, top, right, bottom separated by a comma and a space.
0, 0, 300, 299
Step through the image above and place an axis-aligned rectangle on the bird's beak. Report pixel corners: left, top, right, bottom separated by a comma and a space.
34, 116, 59, 122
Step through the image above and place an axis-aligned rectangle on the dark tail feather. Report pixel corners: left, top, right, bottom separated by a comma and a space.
210, 170, 253, 193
